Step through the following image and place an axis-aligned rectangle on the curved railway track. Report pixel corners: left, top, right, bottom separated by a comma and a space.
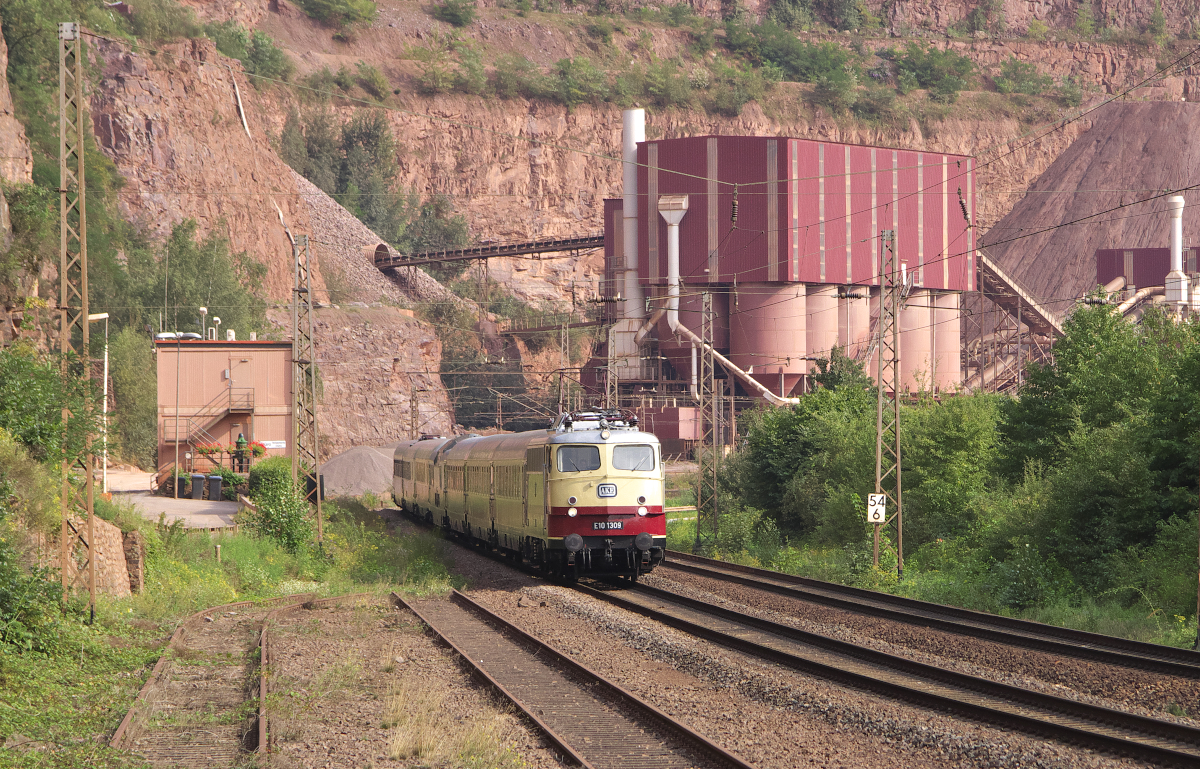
664, 550, 1200, 679
578, 579, 1200, 767
392, 588, 754, 769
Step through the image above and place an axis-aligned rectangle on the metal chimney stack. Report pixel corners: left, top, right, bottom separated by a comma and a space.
1166, 195, 1187, 306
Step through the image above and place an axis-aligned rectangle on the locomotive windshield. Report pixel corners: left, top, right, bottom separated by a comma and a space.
557, 445, 601, 472
612, 444, 655, 471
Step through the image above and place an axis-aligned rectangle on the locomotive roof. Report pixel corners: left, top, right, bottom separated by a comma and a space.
393, 425, 660, 462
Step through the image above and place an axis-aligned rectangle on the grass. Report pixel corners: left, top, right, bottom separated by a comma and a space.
0, 496, 461, 767
386, 669, 523, 768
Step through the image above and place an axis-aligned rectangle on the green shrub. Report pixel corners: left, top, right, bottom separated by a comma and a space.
993, 57, 1053, 95
356, 60, 390, 99
245, 474, 313, 552
821, 0, 861, 31
433, 0, 477, 27
896, 43, 975, 102
246, 30, 293, 82
643, 59, 692, 107
454, 45, 487, 95
1026, 18, 1049, 40
586, 19, 615, 46
1059, 77, 1083, 107
205, 19, 250, 60
492, 55, 547, 99
109, 327, 158, 469
553, 57, 609, 106
127, 0, 202, 41
295, 0, 377, 27
810, 70, 857, 114
851, 84, 900, 125
249, 455, 292, 495
334, 65, 356, 91
1075, 5, 1096, 37
768, 0, 814, 30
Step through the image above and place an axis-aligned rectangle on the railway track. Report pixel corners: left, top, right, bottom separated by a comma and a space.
578, 579, 1200, 767
664, 550, 1200, 679
393, 588, 754, 769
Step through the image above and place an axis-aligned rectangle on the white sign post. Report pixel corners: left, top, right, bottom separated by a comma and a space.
868, 493, 887, 568
867, 493, 887, 524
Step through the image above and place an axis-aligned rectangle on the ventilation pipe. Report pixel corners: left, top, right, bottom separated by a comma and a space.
1166, 195, 1187, 305
656, 194, 800, 407
622, 109, 645, 322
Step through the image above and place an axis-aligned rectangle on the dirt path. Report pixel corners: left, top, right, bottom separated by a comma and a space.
122, 607, 265, 767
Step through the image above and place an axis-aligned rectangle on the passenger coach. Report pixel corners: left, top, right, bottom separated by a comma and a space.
393, 410, 666, 579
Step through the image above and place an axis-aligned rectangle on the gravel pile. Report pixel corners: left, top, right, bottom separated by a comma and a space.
320, 446, 394, 497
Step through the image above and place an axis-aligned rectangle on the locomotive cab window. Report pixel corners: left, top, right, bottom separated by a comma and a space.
557, 445, 601, 472
612, 444, 655, 472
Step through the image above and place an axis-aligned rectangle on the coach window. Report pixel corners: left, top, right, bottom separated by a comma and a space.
612, 444, 655, 472
557, 445, 601, 472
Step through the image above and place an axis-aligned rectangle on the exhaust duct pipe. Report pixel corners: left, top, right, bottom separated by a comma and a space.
657, 194, 800, 406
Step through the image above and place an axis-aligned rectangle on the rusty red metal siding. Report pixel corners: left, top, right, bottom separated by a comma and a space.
635, 135, 975, 290
1093, 247, 1198, 290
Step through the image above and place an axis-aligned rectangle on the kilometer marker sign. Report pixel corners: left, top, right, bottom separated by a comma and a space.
867, 493, 887, 524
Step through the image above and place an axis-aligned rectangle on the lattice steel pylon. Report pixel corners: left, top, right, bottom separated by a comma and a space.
874, 230, 903, 576
694, 292, 720, 553
58, 22, 96, 614
291, 234, 323, 542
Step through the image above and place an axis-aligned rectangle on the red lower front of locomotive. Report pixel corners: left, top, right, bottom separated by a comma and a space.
547, 505, 667, 575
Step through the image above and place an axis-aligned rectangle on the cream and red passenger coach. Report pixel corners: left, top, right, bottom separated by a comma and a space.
393, 410, 666, 579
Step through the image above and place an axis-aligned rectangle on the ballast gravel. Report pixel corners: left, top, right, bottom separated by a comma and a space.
650, 565, 1200, 721
441, 541, 1153, 769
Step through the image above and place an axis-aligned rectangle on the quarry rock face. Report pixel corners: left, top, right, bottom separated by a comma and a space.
86, 36, 457, 441
982, 102, 1200, 306
0, 20, 31, 186
300, 305, 455, 458
88, 35, 317, 302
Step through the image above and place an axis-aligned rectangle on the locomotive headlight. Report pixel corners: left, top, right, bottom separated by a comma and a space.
568, 496, 577, 505
600, 429, 610, 440
568, 507, 578, 517
637, 495, 646, 505
637, 506, 648, 516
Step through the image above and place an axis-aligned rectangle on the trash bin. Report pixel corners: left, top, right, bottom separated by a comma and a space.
208, 475, 223, 501
190, 473, 206, 500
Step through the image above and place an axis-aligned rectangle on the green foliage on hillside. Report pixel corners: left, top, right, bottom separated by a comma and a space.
205, 21, 294, 83
993, 57, 1053, 95
433, 0, 477, 27
294, 0, 377, 27
721, 306, 1200, 645
279, 108, 471, 268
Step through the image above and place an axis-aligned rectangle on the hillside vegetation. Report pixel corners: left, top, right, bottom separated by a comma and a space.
691, 303, 1200, 647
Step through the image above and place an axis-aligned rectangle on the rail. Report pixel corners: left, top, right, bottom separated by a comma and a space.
374, 233, 604, 270
578, 580, 1200, 766
393, 589, 754, 769
663, 550, 1200, 678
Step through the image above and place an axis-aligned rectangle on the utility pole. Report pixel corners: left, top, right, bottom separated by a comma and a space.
874, 230, 903, 577
291, 234, 323, 542
605, 324, 617, 410
58, 22, 95, 618
694, 291, 719, 553
558, 322, 568, 414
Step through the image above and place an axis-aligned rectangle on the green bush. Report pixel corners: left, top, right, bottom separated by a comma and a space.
109, 327, 158, 469
895, 43, 975, 102
1075, 5, 1096, 37
127, 0, 202, 41
249, 455, 293, 495
491, 54, 546, 99
245, 473, 313, 553
433, 0, 477, 27
768, 0, 814, 30
295, 0, 377, 26
356, 60, 390, 99
553, 57, 609, 106
246, 30, 294, 82
810, 70, 858, 114
993, 57, 1053, 95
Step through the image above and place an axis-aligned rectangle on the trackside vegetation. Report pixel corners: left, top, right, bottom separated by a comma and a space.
0, 451, 459, 768
678, 304, 1200, 648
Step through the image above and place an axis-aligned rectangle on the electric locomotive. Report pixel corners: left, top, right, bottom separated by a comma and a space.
393, 410, 666, 579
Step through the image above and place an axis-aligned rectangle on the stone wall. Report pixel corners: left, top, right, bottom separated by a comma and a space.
35, 515, 133, 599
